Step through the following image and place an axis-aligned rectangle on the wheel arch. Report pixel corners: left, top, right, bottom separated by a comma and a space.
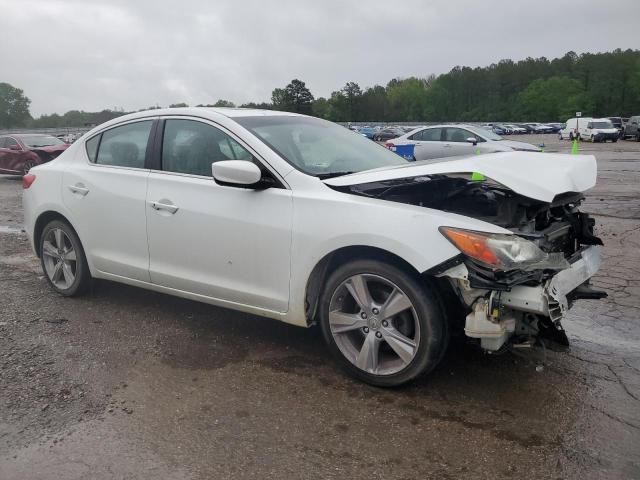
304, 245, 424, 326
33, 210, 81, 258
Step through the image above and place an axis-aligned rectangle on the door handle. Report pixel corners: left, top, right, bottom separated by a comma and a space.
150, 201, 179, 214
68, 184, 89, 196
443, 144, 452, 148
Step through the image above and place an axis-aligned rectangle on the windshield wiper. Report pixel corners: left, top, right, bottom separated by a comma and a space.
316, 171, 356, 179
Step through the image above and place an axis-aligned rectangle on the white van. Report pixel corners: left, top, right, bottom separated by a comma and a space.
560, 117, 619, 142
560, 117, 591, 140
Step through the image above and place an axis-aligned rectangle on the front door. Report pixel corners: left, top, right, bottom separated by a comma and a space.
0, 137, 26, 174
146, 118, 293, 313
442, 127, 478, 157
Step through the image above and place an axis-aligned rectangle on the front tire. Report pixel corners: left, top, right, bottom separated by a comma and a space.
40, 220, 91, 296
319, 259, 446, 387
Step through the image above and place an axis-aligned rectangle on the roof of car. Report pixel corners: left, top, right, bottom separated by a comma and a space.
0, 133, 56, 140
79, 107, 308, 138
130, 107, 301, 119
12, 133, 56, 138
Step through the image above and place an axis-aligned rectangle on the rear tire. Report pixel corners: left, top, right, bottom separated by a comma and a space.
319, 259, 446, 387
39, 220, 91, 296
22, 160, 37, 175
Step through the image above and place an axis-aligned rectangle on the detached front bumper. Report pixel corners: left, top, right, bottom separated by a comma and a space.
439, 245, 604, 350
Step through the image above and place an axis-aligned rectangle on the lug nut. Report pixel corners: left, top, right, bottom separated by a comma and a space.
375, 332, 382, 338
372, 308, 379, 315
382, 320, 388, 327
361, 312, 367, 319
363, 327, 369, 333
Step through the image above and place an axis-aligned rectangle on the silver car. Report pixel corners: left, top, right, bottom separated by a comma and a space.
386, 124, 541, 161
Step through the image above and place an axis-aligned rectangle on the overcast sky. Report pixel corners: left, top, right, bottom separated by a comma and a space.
3, 0, 639, 116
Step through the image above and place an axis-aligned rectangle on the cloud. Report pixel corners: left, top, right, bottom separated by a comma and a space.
2, 0, 639, 116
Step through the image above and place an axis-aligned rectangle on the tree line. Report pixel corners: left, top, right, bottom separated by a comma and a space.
2, 49, 639, 129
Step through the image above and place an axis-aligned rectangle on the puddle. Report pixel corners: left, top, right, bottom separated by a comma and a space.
0, 225, 24, 234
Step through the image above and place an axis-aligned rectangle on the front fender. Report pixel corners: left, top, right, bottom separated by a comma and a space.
285, 191, 509, 326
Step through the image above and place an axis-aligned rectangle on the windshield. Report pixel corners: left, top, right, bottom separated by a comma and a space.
20, 135, 65, 148
235, 116, 407, 177
466, 125, 503, 141
591, 121, 614, 129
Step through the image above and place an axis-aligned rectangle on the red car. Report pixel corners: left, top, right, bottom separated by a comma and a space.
0, 134, 70, 175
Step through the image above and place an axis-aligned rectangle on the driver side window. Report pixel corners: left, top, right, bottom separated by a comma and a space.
5, 137, 20, 149
161, 120, 254, 177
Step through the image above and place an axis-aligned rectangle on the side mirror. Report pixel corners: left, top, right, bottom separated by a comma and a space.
466, 137, 478, 146
212, 160, 262, 187
9, 144, 22, 151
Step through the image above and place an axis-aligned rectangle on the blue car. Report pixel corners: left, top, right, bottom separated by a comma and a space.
357, 126, 377, 139
492, 126, 505, 135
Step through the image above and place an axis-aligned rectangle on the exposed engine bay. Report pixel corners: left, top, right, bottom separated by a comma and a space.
333, 173, 607, 352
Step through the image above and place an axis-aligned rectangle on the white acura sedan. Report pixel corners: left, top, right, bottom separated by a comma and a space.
23, 108, 605, 386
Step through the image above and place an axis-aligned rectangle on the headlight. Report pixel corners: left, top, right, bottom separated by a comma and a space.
439, 227, 547, 270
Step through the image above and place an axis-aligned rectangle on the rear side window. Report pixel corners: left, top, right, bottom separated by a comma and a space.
412, 128, 441, 141
161, 119, 254, 177
85, 135, 100, 162
94, 121, 153, 168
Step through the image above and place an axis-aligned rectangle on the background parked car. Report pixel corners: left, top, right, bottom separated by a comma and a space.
386, 124, 540, 161
517, 123, 538, 133
623, 115, 640, 140
607, 117, 627, 138
546, 123, 564, 133
504, 124, 527, 134
356, 126, 377, 139
373, 127, 405, 142
494, 124, 512, 134
528, 123, 555, 133
0, 134, 69, 175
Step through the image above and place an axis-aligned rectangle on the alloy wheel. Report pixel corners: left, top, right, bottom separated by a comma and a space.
23, 160, 37, 174
42, 228, 77, 289
328, 273, 420, 375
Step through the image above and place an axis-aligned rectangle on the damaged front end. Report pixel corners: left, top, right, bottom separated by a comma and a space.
334, 171, 606, 352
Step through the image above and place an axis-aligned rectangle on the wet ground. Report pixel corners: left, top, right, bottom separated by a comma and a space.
1, 135, 639, 479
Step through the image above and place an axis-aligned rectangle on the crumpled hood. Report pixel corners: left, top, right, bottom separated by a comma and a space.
497, 139, 542, 151
323, 152, 597, 203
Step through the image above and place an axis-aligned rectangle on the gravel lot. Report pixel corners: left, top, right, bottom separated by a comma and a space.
1, 135, 639, 479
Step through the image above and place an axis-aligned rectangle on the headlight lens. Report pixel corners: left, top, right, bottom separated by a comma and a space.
439, 227, 547, 270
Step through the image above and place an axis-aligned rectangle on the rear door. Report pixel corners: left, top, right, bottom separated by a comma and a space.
412, 127, 444, 160
62, 119, 155, 281
145, 117, 293, 313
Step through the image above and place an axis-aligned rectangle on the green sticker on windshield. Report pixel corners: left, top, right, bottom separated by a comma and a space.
471, 172, 485, 181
